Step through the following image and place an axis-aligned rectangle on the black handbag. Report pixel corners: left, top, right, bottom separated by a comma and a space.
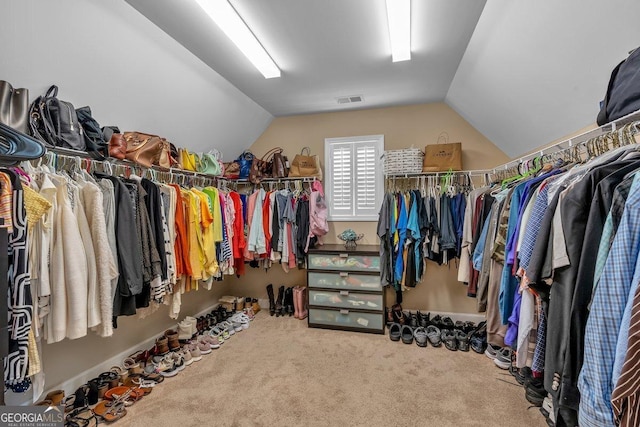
597, 47, 640, 125
76, 106, 108, 158
0, 81, 29, 133
29, 85, 85, 150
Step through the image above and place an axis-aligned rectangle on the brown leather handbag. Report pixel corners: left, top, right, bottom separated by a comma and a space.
123, 132, 168, 168
108, 133, 127, 160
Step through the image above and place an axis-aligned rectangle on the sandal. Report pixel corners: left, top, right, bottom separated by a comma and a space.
99, 371, 120, 389
104, 386, 144, 403
110, 365, 129, 384
93, 400, 127, 423
66, 406, 98, 427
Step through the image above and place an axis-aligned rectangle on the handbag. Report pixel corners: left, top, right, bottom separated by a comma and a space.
422, 132, 463, 172
597, 47, 640, 125
249, 148, 280, 184
260, 147, 288, 179
123, 132, 168, 168
75, 106, 108, 158
157, 138, 172, 169
108, 133, 127, 160
29, 85, 85, 151
223, 161, 240, 179
0, 80, 29, 133
237, 150, 254, 180
288, 147, 320, 177
198, 150, 223, 176
180, 148, 199, 171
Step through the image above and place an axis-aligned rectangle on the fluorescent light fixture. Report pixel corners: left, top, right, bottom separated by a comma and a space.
195, 0, 281, 78
385, 0, 411, 62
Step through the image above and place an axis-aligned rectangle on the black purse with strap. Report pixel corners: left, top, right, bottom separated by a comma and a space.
29, 84, 85, 151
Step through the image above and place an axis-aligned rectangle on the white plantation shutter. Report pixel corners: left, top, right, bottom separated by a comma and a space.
325, 135, 384, 221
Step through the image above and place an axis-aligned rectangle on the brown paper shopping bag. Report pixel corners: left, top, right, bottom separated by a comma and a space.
288, 147, 321, 177
422, 132, 463, 172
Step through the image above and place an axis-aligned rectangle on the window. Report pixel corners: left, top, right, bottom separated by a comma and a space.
324, 135, 384, 221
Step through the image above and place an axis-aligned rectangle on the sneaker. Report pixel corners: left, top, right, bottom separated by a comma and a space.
189, 344, 202, 362
182, 348, 193, 366
413, 327, 428, 347
525, 377, 546, 406
198, 334, 220, 350
484, 344, 501, 360
509, 364, 524, 384
171, 352, 186, 372
426, 325, 442, 347
470, 322, 487, 354
197, 338, 212, 355
456, 330, 470, 352
440, 317, 454, 330
541, 395, 556, 424
493, 348, 512, 369
442, 329, 457, 351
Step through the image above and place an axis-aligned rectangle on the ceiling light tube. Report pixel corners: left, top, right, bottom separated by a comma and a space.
195, 0, 281, 78
386, 0, 411, 62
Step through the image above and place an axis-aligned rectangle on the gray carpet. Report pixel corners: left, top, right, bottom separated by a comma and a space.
115, 312, 547, 427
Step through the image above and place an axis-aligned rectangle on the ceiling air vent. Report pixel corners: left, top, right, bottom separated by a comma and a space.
337, 95, 364, 104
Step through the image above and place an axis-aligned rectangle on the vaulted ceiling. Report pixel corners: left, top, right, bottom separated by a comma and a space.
126, 0, 640, 157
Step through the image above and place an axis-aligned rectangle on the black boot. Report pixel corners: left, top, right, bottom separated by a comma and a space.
266, 284, 276, 316
285, 287, 295, 316
275, 285, 285, 317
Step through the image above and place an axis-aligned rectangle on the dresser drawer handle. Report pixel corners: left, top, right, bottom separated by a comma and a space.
339, 253, 348, 258
339, 291, 349, 296
339, 309, 349, 315
339, 272, 348, 277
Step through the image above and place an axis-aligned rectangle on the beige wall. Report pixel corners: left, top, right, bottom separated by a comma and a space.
243, 103, 509, 313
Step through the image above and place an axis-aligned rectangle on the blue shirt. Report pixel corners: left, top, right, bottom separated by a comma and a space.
578, 173, 640, 427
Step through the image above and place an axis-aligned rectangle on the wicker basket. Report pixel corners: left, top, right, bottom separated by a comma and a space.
383, 148, 424, 175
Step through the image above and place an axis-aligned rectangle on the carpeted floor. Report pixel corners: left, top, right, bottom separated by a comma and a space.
115, 312, 547, 427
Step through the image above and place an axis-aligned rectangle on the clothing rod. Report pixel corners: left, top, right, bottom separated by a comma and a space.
385, 169, 492, 178
491, 108, 640, 171
45, 146, 220, 180
43, 147, 317, 184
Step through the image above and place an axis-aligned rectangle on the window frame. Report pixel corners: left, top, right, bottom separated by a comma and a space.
324, 134, 384, 222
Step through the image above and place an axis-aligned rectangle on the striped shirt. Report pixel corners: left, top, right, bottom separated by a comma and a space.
578, 173, 640, 427
611, 278, 640, 427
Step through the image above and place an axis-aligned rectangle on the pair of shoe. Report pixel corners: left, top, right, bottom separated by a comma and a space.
440, 329, 470, 351
267, 284, 288, 316
414, 325, 444, 348
430, 315, 454, 331
388, 323, 414, 344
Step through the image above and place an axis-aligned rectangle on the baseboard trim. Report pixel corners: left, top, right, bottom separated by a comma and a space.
401, 310, 485, 324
